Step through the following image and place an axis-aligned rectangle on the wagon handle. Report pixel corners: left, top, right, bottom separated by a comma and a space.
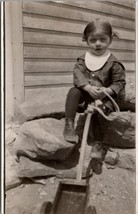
76, 110, 94, 181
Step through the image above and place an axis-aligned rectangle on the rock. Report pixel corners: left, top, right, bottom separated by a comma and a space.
76, 111, 135, 149
103, 112, 135, 148
18, 87, 70, 124
13, 118, 75, 161
17, 144, 92, 179
5, 126, 17, 145
6, 149, 21, 190
104, 149, 135, 172
125, 73, 135, 104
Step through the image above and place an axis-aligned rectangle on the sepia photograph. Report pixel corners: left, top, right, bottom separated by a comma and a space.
2, 0, 136, 213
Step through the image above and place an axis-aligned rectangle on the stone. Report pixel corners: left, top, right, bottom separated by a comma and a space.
13, 118, 75, 161
18, 87, 70, 124
5, 126, 17, 145
125, 73, 135, 104
103, 112, 135, 148
6, 149, 21, 190
104, 148, 135, 172
76, 111, 135, 149
17, 144, 92, 179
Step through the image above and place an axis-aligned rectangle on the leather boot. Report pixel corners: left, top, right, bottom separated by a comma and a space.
63, 118, 77, 143
91, 141, 105, 160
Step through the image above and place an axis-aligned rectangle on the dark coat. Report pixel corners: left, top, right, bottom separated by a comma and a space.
73, 53, 126, 110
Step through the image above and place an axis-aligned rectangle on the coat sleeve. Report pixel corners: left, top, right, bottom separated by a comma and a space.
73, 59, 89, 87
109, 62, 126, 95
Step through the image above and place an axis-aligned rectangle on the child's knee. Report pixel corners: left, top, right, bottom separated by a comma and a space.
67, 87, 82, 97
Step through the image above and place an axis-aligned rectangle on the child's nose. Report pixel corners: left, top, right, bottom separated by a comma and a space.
96, 40, 101, 46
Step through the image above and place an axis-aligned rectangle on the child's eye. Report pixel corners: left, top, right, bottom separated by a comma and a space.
90, 39, 96, 43
100, 38, 106, 42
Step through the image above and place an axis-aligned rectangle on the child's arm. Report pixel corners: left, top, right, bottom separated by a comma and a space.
107, 62, 126, 96
98, 62, 126, 99
73, 59, 89, 87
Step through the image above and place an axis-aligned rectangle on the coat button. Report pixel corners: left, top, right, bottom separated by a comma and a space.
92, 74, 95, 76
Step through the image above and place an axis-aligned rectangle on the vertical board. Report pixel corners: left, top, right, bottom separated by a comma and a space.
11, 2, 24, 117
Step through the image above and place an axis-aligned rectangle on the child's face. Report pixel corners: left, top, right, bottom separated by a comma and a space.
87, 30, 111, 56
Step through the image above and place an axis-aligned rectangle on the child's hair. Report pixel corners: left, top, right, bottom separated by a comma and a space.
82, 18, 119, 42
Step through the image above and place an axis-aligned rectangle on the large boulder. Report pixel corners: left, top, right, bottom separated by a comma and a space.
103, 112, 135, 148
76, 111, 135, 149
125, 73, 135, 104
16, 144, 92, 179
13, 118, 75, 162
18, 87, 70, 124
6, 149, 21, 190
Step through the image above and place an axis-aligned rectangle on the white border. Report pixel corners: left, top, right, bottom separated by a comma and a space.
1, 2, 4, 214
136, 1, 138, 214
1, 1, 137, 214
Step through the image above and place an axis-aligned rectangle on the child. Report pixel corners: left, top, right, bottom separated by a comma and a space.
63, 18, 126, 162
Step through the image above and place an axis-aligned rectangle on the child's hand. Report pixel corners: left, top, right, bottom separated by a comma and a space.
87, 85, 103, 99
99, 87, 114, 99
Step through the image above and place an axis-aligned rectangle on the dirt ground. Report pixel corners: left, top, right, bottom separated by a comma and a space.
5, 164, 135, 214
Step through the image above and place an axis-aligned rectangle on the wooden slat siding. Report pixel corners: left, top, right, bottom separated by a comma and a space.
24, 61, 75, 72
24, 70, 135, 87
23, 30, 135, 51
25, 86, 71, 100
25, 74, 73, 85
25, 83, 73, 89
25, 66, 135, 86
24, 72, 134, 99
22, 1, 135, 98
104, 0, 135, 9
30, 1, 135, 20
24, 46, 135, 61
24, 61, 135, 73
23, 2, 135, 30
23, 14, 135, 41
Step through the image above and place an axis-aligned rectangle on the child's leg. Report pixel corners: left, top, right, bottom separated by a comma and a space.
90, 112, 109, 174
91, 112, 109, 160
65, 87, 85, 119
64, 87, 87, 142
64, 87, 83, 142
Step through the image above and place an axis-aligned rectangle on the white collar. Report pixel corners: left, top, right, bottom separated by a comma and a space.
85, 50, 111, 71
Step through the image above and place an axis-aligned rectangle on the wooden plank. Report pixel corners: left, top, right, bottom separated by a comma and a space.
105, 0, 135, 9
23, 15, 135, 41
11, 2, 24, 117
24, 46, 135, 61
24, 60, 135, 73
122, 62, 135, 71
25, 86, 71, 100
24, 61, 75, 72
57, 1, 135, 20
23, 30, 135, 51
22, 2, 135, 30
25, 74, 73, 86
5, 2, 14, 119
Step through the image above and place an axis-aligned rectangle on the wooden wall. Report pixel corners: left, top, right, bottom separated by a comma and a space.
22, 1, 135, 99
